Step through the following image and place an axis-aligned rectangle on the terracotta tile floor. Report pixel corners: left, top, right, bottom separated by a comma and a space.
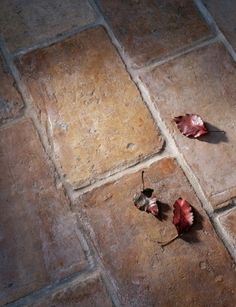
0, 0, 236, 306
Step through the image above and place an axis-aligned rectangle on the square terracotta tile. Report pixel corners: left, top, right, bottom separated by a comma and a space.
0, 55, 24, 125
16, 27, 163, 189
0, 119, 87, 305
0, 0, 97, 53
98, 0, 212, 68
77, 158, 236, 306
140, 43, 236, 208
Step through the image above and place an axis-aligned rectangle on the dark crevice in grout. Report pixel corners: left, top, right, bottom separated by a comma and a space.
214, 199, 236, 215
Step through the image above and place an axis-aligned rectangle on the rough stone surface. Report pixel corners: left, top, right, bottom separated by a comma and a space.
98, 0, 211, 68
32, 273, 113, 307
203, 0, 236, 51
0, 0, 96, 53
16, 27, 163, 189
0, 55, 24, 125
77, 158, 236, 306
0, 119, 87, 305
218, 208, 236, 253
140, 43, 236, 208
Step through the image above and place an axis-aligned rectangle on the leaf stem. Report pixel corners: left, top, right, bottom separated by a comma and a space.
142, 171, 145, 191
157, 234, 179, 247
208, 130, 225, 133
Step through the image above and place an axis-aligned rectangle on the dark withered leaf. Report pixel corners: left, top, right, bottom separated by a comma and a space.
133, 190, 158, 217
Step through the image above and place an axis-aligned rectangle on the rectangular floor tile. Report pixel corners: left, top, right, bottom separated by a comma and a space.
16, 27, 163, 189
98, 0, 211, 68
31, 273, 113, 307
140, 43, 236, 208
0, 55, 24, 125
77, 158, 236, 306
203, 0, 236, 51
0, 0, 96, 53
0, 119, 87, 305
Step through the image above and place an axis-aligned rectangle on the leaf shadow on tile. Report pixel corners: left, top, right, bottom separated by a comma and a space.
142, 188, 171, 221
180, 206, 204, 244
156, 200, 171, 221
199, 122, 228, 144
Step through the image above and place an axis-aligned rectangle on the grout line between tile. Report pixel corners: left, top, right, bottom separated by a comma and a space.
0, 114, 27, 130
71, 151, 173, 201
212, 216, 236, 261
213, 199, 236, 217
88, 0, 104, 17
12, 18, 103, 58
193, 0, 236, 62
66, 136, 165, 189
8, 269, 101, 307
74, 211, 122, 307
134, 36, 218, 74
217, 204, 236, 215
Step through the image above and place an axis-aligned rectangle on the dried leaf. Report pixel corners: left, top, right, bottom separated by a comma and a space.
158, 198, 194, 247
133, 171, 159, 218
133, 190, 159, 217
173, 198, 194, 235
174, 114, 208, 138
147, 196, 159, 216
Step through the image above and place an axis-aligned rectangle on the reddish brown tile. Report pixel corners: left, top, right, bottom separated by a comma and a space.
203, 0, 236, 51
98, 0, 211, 68
218, 208, 236, 253
32, 273, 113, 307
0, 119, 87, 305
16, 27, 163, 189
0, 55, 24, 125
0, 0, 96, 53
77, 158, 236, 306
140, 43, 236, 208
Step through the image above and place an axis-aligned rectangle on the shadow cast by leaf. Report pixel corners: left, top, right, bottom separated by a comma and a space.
156, 200, 171, 221
142, 188, 171, 221
180, 206, 204, 244
142, 188, 154, 198
198, 122, 228, 144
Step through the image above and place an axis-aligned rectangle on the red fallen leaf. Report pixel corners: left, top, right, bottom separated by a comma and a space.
174, 114, 208, 138
157, 198, 194, 247
173, 198, 194, 235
